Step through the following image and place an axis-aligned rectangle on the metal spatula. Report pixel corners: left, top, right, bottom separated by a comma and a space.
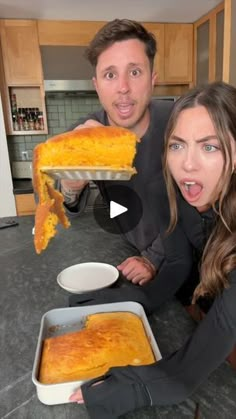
41, 166, 136, 181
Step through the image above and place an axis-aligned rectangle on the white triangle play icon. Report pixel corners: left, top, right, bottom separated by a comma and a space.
110, 201, 128, 219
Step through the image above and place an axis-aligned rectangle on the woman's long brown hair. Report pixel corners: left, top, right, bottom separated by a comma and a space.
163, 81, 236, 302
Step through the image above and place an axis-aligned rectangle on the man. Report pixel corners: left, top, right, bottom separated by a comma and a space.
61, 19, 173, 285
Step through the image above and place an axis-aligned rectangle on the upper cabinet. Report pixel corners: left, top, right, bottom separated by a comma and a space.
194, 2, 224, 85
143, 23, 193, 85
0, 20, 48, 135
0, 19, 195, 136
38, 20, 193, 86
164, 24, 193, 84
37, 20, 106, 46
142, 23, 165, 82
0, 20, 43, 85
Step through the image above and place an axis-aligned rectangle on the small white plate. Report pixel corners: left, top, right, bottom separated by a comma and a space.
57, 262, 119, 294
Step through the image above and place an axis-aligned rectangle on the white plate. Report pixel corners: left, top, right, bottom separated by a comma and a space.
57, 262, 119, 294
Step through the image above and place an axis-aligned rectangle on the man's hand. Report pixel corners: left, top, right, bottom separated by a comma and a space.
61, 120, 103, 202
69, 388, 84, 404
117, 256, 156, 286
74, 119, 104, 130
61, 179, 88, 192
61, 179, 89, 206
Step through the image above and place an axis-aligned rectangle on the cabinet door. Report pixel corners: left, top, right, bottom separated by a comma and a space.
15, 194, 36, 216
194, 2, 224, 85
37, 20, 106, 46
1, 20, 43, 85
215, 8, 224, 81
196, 19, 210, 85
142, 23, 165, 83
164, 24, 193, 83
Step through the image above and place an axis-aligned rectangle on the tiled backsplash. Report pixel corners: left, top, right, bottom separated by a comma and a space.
7, 93, 101, 162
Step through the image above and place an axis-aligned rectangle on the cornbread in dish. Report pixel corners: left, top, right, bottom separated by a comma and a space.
39, 311, 154, 384
32, 302, 162, 405
33, 126, 138, 254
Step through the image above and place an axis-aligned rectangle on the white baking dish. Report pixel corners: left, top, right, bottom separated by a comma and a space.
32, 301, 162, 405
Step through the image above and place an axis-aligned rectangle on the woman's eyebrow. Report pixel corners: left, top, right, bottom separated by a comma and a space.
170, 135, 218, 143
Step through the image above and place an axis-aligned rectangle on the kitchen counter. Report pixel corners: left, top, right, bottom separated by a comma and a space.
1, 213, 236, 419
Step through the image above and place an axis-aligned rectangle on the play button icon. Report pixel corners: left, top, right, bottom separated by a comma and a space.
110, 201, 128, 219
93, 184, 143, 235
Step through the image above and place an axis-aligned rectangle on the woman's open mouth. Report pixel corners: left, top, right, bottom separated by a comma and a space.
181, 180, 203, 202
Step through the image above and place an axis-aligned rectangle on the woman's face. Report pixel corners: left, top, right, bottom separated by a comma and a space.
167, 105, 236, 212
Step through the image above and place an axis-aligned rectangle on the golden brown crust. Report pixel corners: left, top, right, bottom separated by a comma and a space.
39, 312, 155, 384
33, 127, 138, 254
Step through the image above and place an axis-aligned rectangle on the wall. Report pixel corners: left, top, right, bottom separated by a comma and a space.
0, 93, 16, 216
7, 93, 101, 161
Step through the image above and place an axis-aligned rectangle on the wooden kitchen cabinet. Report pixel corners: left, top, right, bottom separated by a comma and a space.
193, 2, 224, 85
0, 19, 48, 135
37, 20, 106, 46
15, 193, 36, 216
38, 20, 192, 86
142, 23, 165, 82
144, 23, 193, 85
164, 24, 193, 83
0, 20, 43, 85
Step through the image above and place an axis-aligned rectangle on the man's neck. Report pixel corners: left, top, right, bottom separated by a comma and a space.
106, 107, 151, 139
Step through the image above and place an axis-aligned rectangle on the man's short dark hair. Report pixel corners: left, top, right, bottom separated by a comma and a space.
85, 19, 157, 71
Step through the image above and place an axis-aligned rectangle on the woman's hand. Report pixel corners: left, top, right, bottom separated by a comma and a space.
117, 256, 156, 286
69, 380, 103, 403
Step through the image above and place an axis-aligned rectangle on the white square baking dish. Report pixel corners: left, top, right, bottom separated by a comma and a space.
32, 301, 162, 405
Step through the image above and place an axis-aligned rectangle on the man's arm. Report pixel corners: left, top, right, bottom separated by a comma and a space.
60, 180, 90, 216
141, 234, 165, 269
117, 235, 164, 286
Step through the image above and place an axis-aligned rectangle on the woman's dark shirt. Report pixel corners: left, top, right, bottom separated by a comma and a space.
81, 189, 236, 419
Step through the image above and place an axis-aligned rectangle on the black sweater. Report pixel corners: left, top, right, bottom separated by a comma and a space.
66, 100, 173, 268
81, 193, 236, 419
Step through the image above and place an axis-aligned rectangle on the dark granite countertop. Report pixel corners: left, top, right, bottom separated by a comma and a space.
0, 213, 236, 419
13, 178, 33, 194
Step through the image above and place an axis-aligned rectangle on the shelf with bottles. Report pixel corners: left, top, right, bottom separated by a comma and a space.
8, 86, 48, 135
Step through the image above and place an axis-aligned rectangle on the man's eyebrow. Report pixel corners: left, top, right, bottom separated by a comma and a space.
101, 65, 116, 72
170, 135, 218, 143
101, 62, 142, 72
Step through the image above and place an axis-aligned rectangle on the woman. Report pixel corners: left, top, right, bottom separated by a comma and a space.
70, 81, 236, 418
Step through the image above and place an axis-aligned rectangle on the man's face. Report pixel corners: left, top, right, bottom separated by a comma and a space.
93, 39, 156, 137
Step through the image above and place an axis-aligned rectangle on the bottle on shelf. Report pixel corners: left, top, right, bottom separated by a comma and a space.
12, 113, 19, 131
11, 104, 45, 132
34, 108, 40, 130
38, 112, 44, 130
11, 93, 18, 131
28, 108, 35, 130
17, 108, 24, 131
23, 108, 29, 131
10, 93, 17, 115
